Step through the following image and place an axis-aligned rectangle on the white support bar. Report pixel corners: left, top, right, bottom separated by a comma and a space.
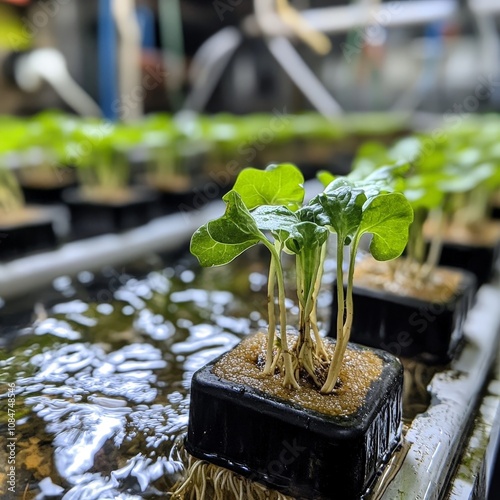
246, 1, 457, 38
267, 37, 343, 117
0, 202, 224, 301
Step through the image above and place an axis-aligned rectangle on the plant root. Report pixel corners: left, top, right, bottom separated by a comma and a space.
170, 449, 293, 500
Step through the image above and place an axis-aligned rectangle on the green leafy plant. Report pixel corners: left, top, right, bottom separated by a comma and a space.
396, 134, 499, 281
334, 137, 463, 285
312, 175, 413, 391
17, 111, 77, 188
67, 120, 143, 201
142, 114, 189, 191
191, 163, 413, 393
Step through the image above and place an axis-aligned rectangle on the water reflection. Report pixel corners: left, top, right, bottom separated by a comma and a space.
0, 256, 268, 499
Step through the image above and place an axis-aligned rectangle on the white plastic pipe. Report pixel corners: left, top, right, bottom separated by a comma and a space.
14, 48, 102, 117
0, 203, 223, 300
248, 0, 457, 37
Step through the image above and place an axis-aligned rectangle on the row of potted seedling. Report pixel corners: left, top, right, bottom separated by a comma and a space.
324, 126, 500, 363
0, 110, 409, 188
0, 113, 174, 257
0, 111, 410, 261
176, 117, 500, 498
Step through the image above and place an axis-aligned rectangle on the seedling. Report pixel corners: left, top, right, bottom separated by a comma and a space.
67, 119, 143, 200
142, 114, 186, 189
335, 135, 499, 285
191, 163, 413, 393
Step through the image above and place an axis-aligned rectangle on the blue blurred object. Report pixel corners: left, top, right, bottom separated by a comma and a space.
136, 5, 156, 50
98, 0, 118, 121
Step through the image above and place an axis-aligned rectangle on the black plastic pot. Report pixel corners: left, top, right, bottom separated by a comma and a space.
438, 239, 500, 287
156, 189, 198, 215
492, 205, 500, 220
62, 188, 159, 240
22, 184, 75, 205
144, 172, 222, 216
330, 268, 476, 363
154, 178, 215, 215
186, 337, 403, 500
0, 207, 57, 261
18, 166, 76, 204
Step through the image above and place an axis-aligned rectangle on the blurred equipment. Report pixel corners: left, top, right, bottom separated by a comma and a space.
185, 0, 461, 116
8, 48, 101, 116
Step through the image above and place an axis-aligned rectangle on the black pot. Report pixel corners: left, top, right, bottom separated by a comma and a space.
438, 239, 500, 287
330, 268, 476, 364
17, 166, 77, 204
492, 205, 500, 220
62, 188, 159, 240
186, 337, 403, 500
22, 183, 76, 205
0, 207, 57, 261
154, 181, 212, 215
147, 173, 222, 216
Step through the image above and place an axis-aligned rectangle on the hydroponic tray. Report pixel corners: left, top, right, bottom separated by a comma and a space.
375, 280, 500, 500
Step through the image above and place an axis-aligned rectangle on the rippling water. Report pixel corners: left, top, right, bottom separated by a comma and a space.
0, 250, 315, 499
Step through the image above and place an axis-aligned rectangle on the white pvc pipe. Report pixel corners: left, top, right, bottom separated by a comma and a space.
267, 36, 343, 116
14, 49, 102, 117
0, 202, 224, 300
248, 1, 457, 37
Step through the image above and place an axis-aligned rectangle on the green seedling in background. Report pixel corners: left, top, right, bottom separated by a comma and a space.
67, 120, 143, 200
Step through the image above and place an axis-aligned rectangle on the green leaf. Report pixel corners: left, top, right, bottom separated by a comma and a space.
251, 205, 299, 235
350, 141, 391, 177
317, 170, 335, 187
404, 187, 443, 210
190, 226, 258, 267
207, 191, 263, 244
190, 191, 266, 267
439, 163, 495, 193
297, 201, 331, 226
418, 148, 446, 172
318, 180, 367, 244
284, 221, 329, 311
356, 193, 414, 261
362, 161, 410, 184
403, 172, 445, 210
285, 221, 329, 254
389, 137, 422, 163
232, 163, 305, 210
